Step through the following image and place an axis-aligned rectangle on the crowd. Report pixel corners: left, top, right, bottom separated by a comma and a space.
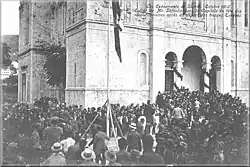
2, 87, 249, 166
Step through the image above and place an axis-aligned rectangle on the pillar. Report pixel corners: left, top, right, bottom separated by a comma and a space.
216, 63, 222, 92
203, 62, 211, 92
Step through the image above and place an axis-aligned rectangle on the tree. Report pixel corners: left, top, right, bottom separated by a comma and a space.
35, 40, 66, 88
2, 42, 12, 67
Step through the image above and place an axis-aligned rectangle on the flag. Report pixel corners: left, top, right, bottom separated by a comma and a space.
112, 0, 122, 63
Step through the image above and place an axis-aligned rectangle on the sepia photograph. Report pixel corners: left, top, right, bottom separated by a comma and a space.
1, 0, 249, 166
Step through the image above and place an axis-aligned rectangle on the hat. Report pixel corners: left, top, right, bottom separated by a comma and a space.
138, 116, 146, 122
105, 150, 117, 162
51, 116, 59, 120
180, 141, 188, 148
129, 123, 137, 129
81, 148, 95, 160
7, 142, 18, 152
51, 142, 63, 152
131, 149, 141, 158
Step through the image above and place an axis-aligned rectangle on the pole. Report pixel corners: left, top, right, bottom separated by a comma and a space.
106, 0, 111, 137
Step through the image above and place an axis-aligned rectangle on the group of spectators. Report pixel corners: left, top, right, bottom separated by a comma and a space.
2, 87, 249, 166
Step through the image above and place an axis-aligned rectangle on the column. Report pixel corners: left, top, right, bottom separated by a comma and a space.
215, 63, 222, 92
203, 62, 211, 92
176, 60, 184, 88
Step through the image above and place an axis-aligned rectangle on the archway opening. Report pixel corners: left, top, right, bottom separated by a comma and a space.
165, 52, 177, 91
210, 56, 221, 91
182, 45, 206, 92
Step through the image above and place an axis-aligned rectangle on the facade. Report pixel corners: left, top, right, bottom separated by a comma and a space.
18, 0, 67, 103
18, 0, 249, 107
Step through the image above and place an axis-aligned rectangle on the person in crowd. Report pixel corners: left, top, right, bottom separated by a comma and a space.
41, 142, 66, 166
139, 134, 165, 165
172, 103, 185, 121
89, 124, 110, 165
66, 138, 88, 165
60, 134, 76, 153
105, 150, 121, 166
78, 148, 96, 166
120, 110, 129, 136
138, 116, 147, 133
3, 142, 26, 165
144, 100, 155, 135
115, 138, 131, 165
31, 123, 42, 150
127, 123, 142, 152
43, 116, 63, 149
164, 139, 176, 165
130, 149, 141, 166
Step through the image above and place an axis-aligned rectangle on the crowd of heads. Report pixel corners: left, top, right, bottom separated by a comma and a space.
2, 87, 249, 165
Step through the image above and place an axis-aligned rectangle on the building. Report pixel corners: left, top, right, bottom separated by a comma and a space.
18, 0, 249, 107
18, 0, 67, 103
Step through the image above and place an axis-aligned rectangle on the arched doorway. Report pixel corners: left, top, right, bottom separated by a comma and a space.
182, 45, 206, 92
165, 52, 177, 91
210, 56, 221, 91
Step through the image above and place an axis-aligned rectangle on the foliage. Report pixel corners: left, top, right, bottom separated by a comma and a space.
35, 40, 66, 88
3, 75, 18, 86
2, 42, 12, 67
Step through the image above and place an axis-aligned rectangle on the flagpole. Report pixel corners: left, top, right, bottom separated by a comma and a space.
106, 0, 111, 137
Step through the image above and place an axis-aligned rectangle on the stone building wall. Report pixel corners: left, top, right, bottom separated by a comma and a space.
18, 0, 249, 106
65, 0, 249, 107
18, 0, 67, 104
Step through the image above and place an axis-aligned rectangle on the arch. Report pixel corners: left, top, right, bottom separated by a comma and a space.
182, 45, 207, 91
137, 50, 149, 87
183, 45, 207, 68
165, 52, 177, 91
165, 52, 178, 61
211, 55, 221, 68
210, 55, 222, 91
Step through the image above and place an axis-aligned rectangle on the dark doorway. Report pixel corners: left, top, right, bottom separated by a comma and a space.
210, 56, 221, 91
165, 52, 177, 91
182, 45, 207, 92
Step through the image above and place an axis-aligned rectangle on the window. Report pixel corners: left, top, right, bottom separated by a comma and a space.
231, 0, 236, 25
231, 60, 235, 87
137, 0, 147, 11
74, 63, 77, 87
183, 0, 187, 15
191, 0, 196, 17
245, 0, 248, 27
198, 0, 202, 17
139, 52, 148, 87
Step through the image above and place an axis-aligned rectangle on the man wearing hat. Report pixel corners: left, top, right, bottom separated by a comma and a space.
90, 124, 110, 165
66, 138, 88, 165
127, 123, 142, 152
105, 150, 121, 166
139, 134, 164, 165
43, 116, 63, 148
130, 149, 141, 166
3, 142, 26, 165
78, 148, 96, 165
41, 142, 66, 166
116, 138, 131, 165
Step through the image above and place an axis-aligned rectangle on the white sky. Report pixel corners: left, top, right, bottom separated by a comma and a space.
1, 0, 19, 35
